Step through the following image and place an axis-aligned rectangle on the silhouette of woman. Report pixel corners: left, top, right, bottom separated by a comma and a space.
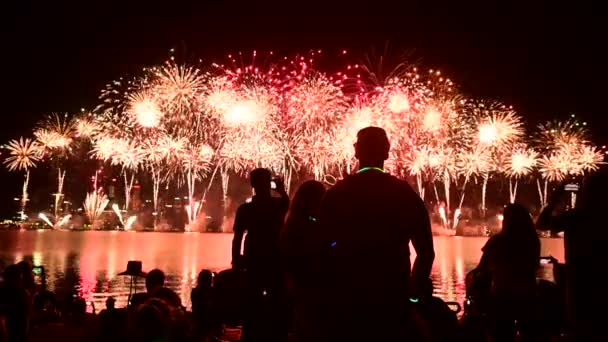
478, 203, 540, 341
281, 180, 326, 342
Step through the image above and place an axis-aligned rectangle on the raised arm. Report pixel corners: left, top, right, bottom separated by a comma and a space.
410, 195, 435, 295
273, 177, 290, 215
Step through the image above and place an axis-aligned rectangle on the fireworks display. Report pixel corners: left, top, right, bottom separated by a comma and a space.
2, 51, 605, 230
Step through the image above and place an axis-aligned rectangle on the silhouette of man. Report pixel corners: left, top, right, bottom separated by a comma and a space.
130, 269, 181, 309
317, 126, 435, 341
232, 168, 289, 342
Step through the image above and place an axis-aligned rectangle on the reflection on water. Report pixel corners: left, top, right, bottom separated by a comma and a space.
0, 231, 564, 311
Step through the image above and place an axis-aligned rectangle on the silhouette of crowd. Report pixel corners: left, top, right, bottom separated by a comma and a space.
1, 126, 606, 341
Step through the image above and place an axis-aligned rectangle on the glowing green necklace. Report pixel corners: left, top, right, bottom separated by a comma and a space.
356, 166, 385, 174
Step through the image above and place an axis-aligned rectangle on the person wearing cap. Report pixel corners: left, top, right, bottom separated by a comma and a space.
314, 126, 435, 341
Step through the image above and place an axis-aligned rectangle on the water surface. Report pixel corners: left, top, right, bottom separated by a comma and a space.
0, 231, 564, 311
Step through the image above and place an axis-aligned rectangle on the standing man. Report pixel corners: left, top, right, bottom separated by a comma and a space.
317, 126, 435, 341
232, 168, 289, 342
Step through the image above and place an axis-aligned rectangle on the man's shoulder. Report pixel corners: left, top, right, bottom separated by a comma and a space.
236, 202, 253, 212
329, 173, 415, 193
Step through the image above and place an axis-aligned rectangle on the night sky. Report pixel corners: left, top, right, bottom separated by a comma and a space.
1, 3, 606, 218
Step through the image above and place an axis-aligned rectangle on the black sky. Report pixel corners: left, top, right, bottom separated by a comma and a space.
0, 2, 606, 217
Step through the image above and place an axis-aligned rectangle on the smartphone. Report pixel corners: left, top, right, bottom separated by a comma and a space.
32, 265, 43, 276
564, 183, 579, 192
32, 265, 45, 285
270, 181, 276, 190
539, 256, 554, 265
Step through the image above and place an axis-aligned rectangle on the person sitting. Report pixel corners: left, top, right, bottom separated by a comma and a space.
414, 278, 459, 342
98, 297, 127, 341
191, 269, 214, 337
477, 203, 540, 342
0, 264, 30, 342
131, 298, 172, 342
213, 260, 248, 340
130, 269, 181, 309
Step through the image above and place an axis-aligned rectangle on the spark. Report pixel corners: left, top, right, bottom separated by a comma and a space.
477, 110, 523, 147
56, 214, 71, 228
75, 115, 99, 138
125, 216, 137, 231
34, 113, 75, 152
387, 92, 410, 113
127, 92, 163, 128
38, 213, 53, 228
507, 147, 538, 178
84, 190, 109, 225
112, 203, 124, 226
3, 138, 41, 171
422, 108, 442, 132
224, 99, 263, 126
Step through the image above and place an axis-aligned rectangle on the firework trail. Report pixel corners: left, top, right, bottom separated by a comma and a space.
112, 203, 124, 227
535, 119, 603, 207
469, 101, 524, 215
179, 142, 214, 227
455, 147, 492, 214
3, 138, 42, 219
38, 213, 53, 228
84, 190, 109, 228
13, 52, 603, 233
125, 215, 138, 231
140, 137, 168, 215
34, 113, 76, 218
506, 146, 538, 203
283, 72, 348, 180
208, 52, 300, 192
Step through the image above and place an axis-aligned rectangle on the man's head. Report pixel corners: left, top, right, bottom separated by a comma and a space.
249, 168, 272, 196
146, 269, 165, 293
106, 296, 116, 310
354, 126, 390, 167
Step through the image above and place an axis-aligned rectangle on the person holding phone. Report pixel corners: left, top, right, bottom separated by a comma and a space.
537, 168, 608, 341
231, 168, 289, 342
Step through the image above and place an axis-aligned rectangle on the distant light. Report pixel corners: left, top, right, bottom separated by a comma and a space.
497, 214, 504, 221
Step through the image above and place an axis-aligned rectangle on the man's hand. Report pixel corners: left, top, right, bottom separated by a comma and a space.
273, 177, 285, 193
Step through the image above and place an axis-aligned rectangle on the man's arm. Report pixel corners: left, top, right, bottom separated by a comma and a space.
231, 205, 246, 265
274, 177, 290, 214
410, 195, 435, 296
